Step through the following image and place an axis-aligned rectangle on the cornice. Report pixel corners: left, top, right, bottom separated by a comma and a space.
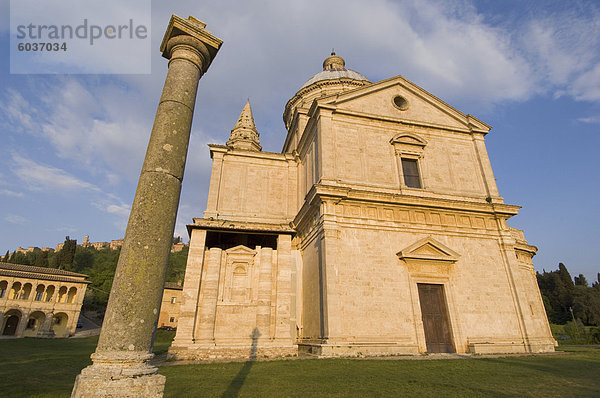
304, 183, 520, 217
188, 218, 295, 234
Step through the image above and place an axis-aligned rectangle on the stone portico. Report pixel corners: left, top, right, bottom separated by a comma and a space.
0, 262, 89, 338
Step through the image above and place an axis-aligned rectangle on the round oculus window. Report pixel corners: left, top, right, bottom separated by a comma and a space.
393, 95, 409, 110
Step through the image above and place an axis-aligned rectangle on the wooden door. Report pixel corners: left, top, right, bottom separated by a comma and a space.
417, 283, 454, 353
2, 315, 19, 336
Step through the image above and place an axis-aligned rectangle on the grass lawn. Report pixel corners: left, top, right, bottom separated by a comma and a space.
0, 333, 598, 397
0, 330, 174, 397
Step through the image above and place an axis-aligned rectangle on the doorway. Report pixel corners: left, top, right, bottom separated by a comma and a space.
2, 315, 20, 336
417, 283, 454, 353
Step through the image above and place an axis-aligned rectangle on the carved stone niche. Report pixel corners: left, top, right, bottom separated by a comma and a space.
396, 236, 460, 277
221, 245, 257, 304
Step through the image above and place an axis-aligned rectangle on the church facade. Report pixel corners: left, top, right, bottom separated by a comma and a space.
169, 53, 556, 359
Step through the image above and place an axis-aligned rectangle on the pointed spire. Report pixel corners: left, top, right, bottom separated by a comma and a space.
227, 101, 262, 151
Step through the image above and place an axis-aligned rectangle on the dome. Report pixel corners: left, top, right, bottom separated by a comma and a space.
300, 52, 370, 89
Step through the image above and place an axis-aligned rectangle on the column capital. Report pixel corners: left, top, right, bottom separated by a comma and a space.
160, 15, 223, 73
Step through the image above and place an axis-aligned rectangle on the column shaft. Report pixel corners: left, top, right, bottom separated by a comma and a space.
96, 56, 200, 354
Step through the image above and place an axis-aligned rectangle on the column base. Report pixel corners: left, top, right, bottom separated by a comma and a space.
71, 351, 165, 398
36, 330, 55, 338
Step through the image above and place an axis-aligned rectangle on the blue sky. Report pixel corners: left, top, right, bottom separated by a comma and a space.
0, 0, 598, 283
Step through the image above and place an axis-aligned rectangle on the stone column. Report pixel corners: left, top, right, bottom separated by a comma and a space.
36, 311, 55, 338
15, 311, 29, 337
72, 15, 221, 397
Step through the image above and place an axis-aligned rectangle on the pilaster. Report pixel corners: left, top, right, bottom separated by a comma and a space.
256, 247, 273, 337
195, 247, 222, 342
172, 229, 207, 346
275, 234, 293, 340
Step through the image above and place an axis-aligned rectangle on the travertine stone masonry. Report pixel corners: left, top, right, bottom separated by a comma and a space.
172, 52, 555, 361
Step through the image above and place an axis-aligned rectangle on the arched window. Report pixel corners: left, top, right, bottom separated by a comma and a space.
34, 284, 45, 301
9, 282, 21, 300
67, 287, 77, 303
57, 286, 68, 303
0, 280, 7, 299
45, 285, 55, 302
20, 283, 32, 300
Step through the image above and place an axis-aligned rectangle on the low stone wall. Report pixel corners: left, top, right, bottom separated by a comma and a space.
299, 343, 420, 357
168, 345, 298, 361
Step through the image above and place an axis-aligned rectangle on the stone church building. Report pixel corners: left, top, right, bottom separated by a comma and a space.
169, 53, 556, 359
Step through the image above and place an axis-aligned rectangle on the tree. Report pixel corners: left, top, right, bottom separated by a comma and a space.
56, 236, 77, 271
166, 245, 189, 283
574, 274, 588, 287
34, 251, 49, 268
74, 247, 94, 272
10, 251, 29, 265
3, 250, 9, 262
539, 263, 600, 326
558, 263, 574, 289
537, 265, 574, 324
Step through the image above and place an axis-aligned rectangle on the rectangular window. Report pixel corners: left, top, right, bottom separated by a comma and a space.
401, 158, 421, 188
169, 317, 175, 322
170, 297, 176, 304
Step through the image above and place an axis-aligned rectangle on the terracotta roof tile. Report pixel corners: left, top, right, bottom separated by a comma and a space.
0, 262, 89, 284
0, 262, 88, 277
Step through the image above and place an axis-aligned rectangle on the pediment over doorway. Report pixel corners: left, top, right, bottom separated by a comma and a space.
225, 245, 256, 255
396, 237, 460, 263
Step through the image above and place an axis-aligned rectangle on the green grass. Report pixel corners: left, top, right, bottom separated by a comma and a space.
0, 333, 599, 397
0, 330, 174, 397
161, 347, 600, 397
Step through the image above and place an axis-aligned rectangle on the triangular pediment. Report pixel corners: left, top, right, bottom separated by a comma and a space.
225, 245, 256, 255
397, 237, 460, 263
317, 75, 490, 134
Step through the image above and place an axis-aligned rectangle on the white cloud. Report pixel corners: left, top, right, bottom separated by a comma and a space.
1, 78, 151, 184
571, 63, 600, 102
521, 6, 600, 101
0, 189, 24, 198
11, 154, 100, 192
577, 115, 600, 124
0, 89, 37, 133
5, 214, 29, 225
106, 203, 130, 218
90, 198, 132, 231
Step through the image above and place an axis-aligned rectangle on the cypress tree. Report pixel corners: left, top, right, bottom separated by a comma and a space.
574, 274, 588, 287
57, 236, 77, 270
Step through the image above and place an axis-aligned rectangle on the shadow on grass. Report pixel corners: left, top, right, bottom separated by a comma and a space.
221, 328, 261, 398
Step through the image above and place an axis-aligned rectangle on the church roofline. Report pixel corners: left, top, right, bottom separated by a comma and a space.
311, 73, 491, 133
208, 144, 296, 162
